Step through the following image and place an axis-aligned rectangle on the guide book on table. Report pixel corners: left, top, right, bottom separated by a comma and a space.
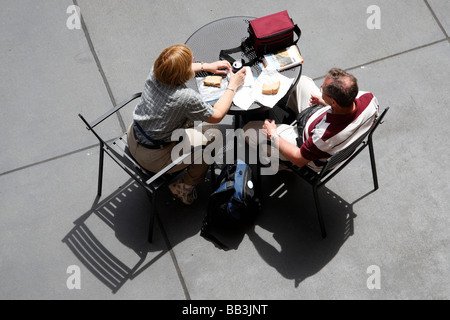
262, 45, 304, 71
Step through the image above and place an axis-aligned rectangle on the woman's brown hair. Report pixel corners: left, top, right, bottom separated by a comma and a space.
153, 44, 194, 86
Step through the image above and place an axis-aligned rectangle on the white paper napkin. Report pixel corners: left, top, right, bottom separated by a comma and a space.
252, 68, 294, 108
232, 67, 255, 111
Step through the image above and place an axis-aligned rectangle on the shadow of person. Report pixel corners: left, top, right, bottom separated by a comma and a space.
246, 172, 356, 287
62, 175, 211, 294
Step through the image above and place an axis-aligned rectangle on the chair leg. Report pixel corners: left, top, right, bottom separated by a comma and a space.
235, 114, 243, 129
210, 164, 216, 189
313, 185, 327, 238
97, 143, 105, 197
368, 139, 379, 191
147, 190, 156, 243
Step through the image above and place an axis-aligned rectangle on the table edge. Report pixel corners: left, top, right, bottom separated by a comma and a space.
185, 16, 257, 45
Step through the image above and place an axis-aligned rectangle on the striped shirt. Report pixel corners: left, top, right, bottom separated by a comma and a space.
301, 92, 379, 172
133, 71, 214, 143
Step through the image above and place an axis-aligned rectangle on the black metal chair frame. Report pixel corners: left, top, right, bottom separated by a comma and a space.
79, 92, 204, 243
280, 107, 389, 238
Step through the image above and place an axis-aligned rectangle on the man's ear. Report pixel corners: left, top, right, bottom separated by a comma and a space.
330, 98, 338, 108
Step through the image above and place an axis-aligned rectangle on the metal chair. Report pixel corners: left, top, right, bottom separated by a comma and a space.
282, 107, 389, 238
79, 92, 203, 243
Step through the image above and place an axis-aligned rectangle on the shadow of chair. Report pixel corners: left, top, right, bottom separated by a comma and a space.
284, 107, 389, 238
62, 179, 165, 293
63, 175, 203, 294
62, 175, 214, 294
247, 171, 356, 286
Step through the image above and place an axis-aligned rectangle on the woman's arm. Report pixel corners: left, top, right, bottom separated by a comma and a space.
205, 68, 246, 124
192, 61, 232, 75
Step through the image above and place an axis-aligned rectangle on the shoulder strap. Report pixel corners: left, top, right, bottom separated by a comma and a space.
219, 46, 259, 68
201, 185, 235, 251
292, 25, 302, 45
213, 180, 235, 195
219, 33, 262, 67
233, 161, 247, 200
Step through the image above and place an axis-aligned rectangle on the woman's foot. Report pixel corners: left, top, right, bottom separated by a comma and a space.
168, 179, 198, 205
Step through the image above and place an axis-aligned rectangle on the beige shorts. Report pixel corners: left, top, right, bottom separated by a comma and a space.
126, 123, 220, 185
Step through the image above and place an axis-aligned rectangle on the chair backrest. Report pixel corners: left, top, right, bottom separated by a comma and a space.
107, 133, 159, 189
79, 92, 199, 192
79, 112, 162, 193
79, 92, 142, 146
79, 92, 162, 192
78, 92, 203, 244
319, 107, 389, 179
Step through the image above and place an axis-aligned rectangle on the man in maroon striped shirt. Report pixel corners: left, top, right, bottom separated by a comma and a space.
244, 68, 379, 172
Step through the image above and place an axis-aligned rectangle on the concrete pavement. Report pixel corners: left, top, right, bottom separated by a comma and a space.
0, 0, 449, 300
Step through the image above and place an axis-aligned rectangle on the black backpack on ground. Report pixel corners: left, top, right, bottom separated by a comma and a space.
201, 160, 261, 251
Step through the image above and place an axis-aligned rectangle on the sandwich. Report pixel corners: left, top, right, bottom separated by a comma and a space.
204, 76, 222, 88
262, 81, 281, 95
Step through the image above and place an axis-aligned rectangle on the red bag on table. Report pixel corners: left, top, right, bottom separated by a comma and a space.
248, 10, 301, 56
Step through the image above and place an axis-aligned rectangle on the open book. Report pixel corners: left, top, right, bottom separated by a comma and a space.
262, 45, 304, 71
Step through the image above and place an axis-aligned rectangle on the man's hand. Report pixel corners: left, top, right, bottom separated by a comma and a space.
262, 119, 277, 140
310, 93, 326, 106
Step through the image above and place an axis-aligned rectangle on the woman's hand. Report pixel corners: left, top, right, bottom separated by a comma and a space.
206, 67, 246, 124
228, 68, 247, 91
203, 61, 232, 75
